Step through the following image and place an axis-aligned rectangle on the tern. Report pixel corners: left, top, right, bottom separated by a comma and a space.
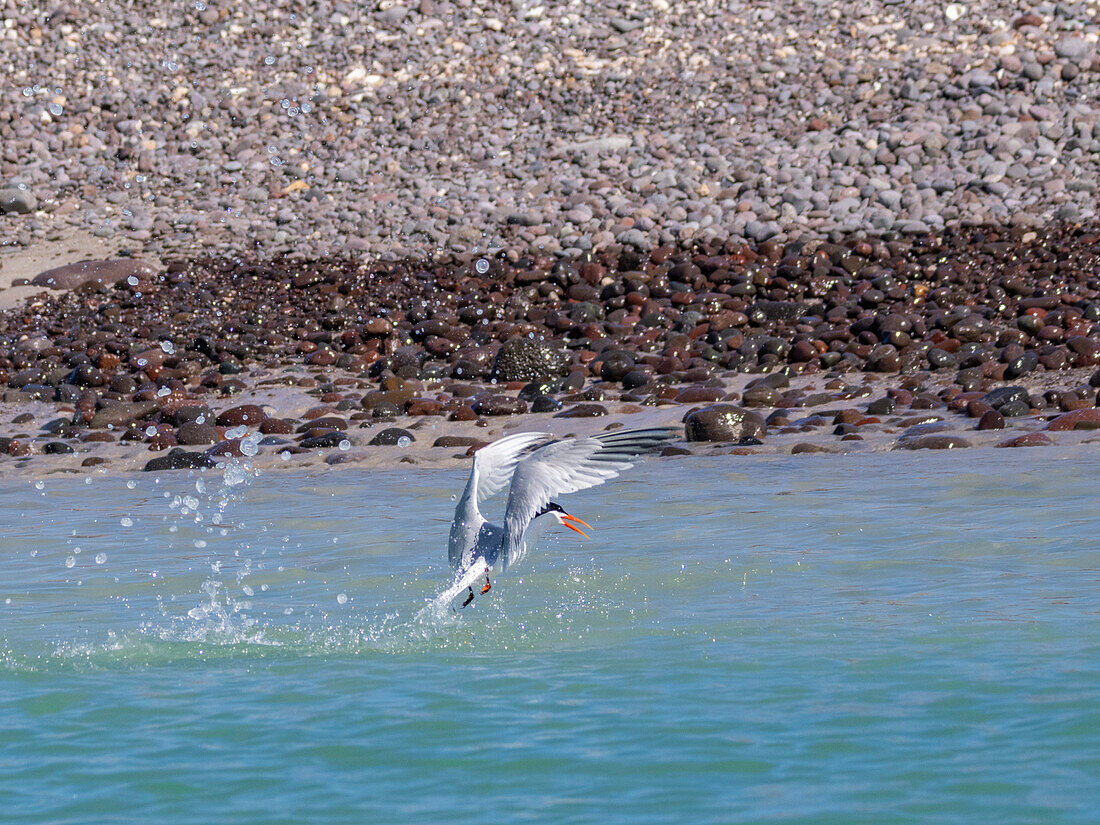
448, 427, 678, 606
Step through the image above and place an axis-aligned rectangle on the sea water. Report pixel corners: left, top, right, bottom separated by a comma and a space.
2, 448, 1098, 824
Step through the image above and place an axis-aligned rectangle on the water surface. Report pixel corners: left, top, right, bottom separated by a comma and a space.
2, 449, 1098, 823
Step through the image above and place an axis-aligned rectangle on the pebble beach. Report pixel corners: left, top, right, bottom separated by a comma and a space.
1, 0, 1099, 473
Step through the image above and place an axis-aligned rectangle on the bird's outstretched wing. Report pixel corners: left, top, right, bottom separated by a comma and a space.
499, 427, 678, 570
469, 431, 550, 504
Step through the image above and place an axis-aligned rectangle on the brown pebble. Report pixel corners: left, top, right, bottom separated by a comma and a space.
448, 405, 478, 422
996, 432, 1054, 448
977, 410, 1005, 430
895, 435, 971, 450
554, 403, 608, 418
1045, 408, 1100, 431
433, 436, 488, 449
216, 404, 267, 427
259, 418, 294, 435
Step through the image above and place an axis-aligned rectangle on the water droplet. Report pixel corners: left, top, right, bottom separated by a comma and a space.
225, 425, 247, 439
126, 480, 136, 489
475, 258, 490, 274
65, 556, 76, 568
127, 275, 139, 286
338, 439, 351, 451
194, 0, 206, 9
48, 102, 63, 116
34, 480, 44, 490
195, 539, 207, 548
160, 340, 175, 354
145, 426, 158, 437
397, 435, 411, 448
280, 450, 291, 461
157, 386, 172, 397
120, 516, 134, 527
94, 552, 107, 565
336, 593, 348, 605
264, 55, 276, 66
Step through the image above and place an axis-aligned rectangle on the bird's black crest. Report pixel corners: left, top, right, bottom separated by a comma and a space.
534, 502, 565, 518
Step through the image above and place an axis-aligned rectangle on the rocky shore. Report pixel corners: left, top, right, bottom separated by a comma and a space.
0, 225, 1097, 475
1, 1, 1099, 475
2, 1, 1100, 260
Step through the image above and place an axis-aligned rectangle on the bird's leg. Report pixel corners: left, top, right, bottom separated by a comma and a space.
461, 587, 475, 608
481, 570, 492, 594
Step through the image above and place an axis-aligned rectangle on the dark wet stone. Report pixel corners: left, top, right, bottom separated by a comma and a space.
684, 404, 767, 442
978, 410, 1005, 430
554, 403, 607, 418
867, 397, 896, 415
472, 395, 527, 416
259, 417, 294, 434
600, 351, 635, 383
89, 400, 159, 429
999, 399, 1031, 418
174, 405, 215, 426
296, 416, 348, 433
741, 385, 781, 407
143, 449, 216, 471
980, 386, 1029, 411
560, 371, 586, 392
791, 442, 832, 454
31, 259, 155, 290
531, 395, 563, 413
300, 432, 348, 449
1004, 351, 1038, 379
1045, 409, 1100, 431
43, 441, 75, 454
621, 369, 652, 391
368, 427, 416, 446
216, 404, 267, 427
176, 422, 220, 445
996, 432, 1054, 448
1067, 336, 1100, 367
865, 344, 901, 372
675, 386, 725, 404
1090, 369, 1100, 388
927, 348, 956, 369
433, 436, 488, 448
259, 435, 290, 446
67, 364, 106, 388
518, 379, 558, 402
895, 435, 971, 450
488, 337, 568, 383
81, 456, 109, 467
659, 446, 692, 456
42, 417, 76, 436
205, 439, 246, 458
909, 394, 941, 410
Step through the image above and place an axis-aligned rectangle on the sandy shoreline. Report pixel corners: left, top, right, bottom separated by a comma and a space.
1, 226, 1097, 478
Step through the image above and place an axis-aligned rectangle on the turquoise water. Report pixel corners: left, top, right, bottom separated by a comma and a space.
2, 450, 1098, 824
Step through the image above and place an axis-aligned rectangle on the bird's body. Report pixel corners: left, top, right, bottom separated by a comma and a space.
447, 427, 677, 603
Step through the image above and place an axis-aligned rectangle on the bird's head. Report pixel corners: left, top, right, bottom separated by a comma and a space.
536, 501, 592, 538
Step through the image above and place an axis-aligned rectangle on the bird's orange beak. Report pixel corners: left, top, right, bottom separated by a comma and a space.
560, 513, 592, 538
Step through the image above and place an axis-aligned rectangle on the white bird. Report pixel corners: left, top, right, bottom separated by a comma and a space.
448, 427, 678, 606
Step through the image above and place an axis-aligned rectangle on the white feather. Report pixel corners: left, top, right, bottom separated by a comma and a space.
447, 427, 677, 575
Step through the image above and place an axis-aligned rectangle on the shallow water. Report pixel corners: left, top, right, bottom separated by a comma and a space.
2, 449, 1098, 824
